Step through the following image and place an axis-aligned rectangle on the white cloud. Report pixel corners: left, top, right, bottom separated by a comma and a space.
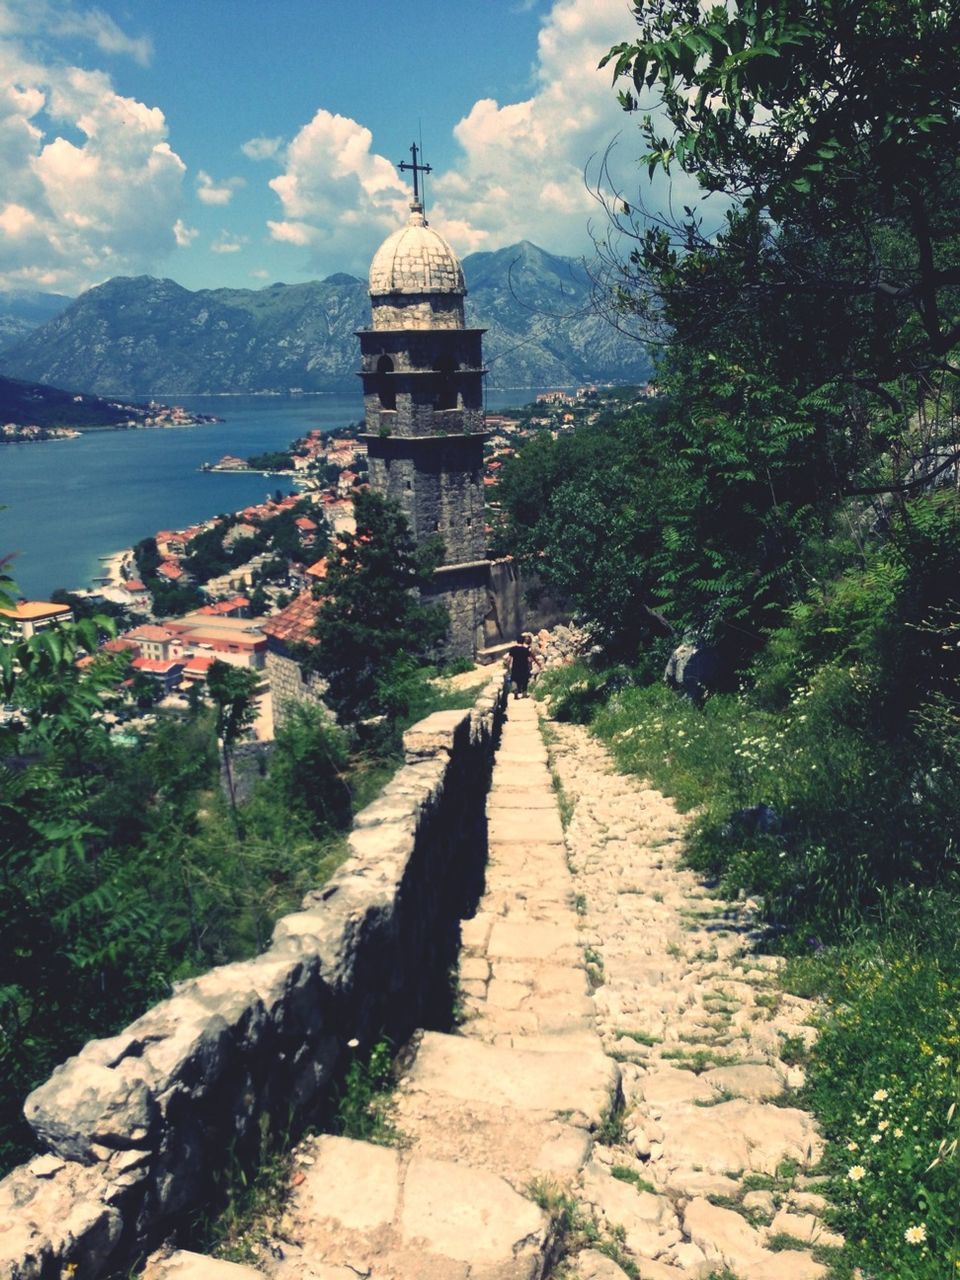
196, 169, 245, 206
0, 37, 186, 291
266, 219, 315, 247
429, 0, 656, 256
263, 0, 695, 275
242, 135, 283, 161
174, 218, 198, 247
249, 268, 270, 279
211, 230, 247, 254
0, 1, 152, 64
264, 109, 410, 272
53, 6, 152, 66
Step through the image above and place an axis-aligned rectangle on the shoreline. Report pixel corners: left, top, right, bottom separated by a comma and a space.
96, 549, 135, 594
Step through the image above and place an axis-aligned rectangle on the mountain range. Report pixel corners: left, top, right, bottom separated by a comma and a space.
0, 242, 650, 396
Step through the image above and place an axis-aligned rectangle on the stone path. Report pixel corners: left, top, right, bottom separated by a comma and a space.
547, 718, 835, 1280
148, 698, 836, 1280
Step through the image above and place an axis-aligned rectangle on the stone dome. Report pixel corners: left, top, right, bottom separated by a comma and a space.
369, 207, 465, 296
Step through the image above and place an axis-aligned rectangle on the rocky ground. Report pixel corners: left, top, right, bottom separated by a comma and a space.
547, 716, 837, 1280
146, 696, 837, 1280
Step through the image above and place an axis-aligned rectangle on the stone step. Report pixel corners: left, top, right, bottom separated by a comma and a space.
487, 785, 558, 809
488, 808, 565, 845
144, 1253, 263, 1280
267, 1135, 554, 1280
391, 1030, 619, 1190
402, 1031, 618, 1121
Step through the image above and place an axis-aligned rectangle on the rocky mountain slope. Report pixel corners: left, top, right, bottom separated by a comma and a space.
0, 243, 649, 396
0, 290, 72, 349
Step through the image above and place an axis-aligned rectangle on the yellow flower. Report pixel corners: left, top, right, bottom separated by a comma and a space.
847, 1141, 859, 1151
873, 1088, 889, 1101
847, 1165, 867, 1182
904, 1224, 927, 1245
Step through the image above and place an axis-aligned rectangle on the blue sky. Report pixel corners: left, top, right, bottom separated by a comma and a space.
0, 0, 690, 296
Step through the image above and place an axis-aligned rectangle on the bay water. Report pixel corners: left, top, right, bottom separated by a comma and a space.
0, 389, 533, 599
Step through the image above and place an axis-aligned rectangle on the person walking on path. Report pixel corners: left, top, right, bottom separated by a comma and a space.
506, 633, 540, 699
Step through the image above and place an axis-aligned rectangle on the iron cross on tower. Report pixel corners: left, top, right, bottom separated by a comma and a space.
398, 141, 432, 209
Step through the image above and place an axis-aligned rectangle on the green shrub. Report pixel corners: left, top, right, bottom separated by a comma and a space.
336, 1039, 398, 1145
801, 945, 960, 1278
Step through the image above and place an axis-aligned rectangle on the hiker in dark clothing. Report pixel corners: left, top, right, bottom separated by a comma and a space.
507, 634, 538, 698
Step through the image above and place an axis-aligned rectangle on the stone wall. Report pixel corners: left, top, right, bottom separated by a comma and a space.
0, 675, 506, 1280
365, 434, 486, 563
264, 650, 328, 729
481, 560, 571, 652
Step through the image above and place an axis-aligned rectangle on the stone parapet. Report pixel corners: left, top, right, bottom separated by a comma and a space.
0, 674, 507, 1280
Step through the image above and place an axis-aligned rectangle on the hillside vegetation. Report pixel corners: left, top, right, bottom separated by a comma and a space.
0, 502, 475, 1176
500, 4, 960, 1275
0, 374, 148, 429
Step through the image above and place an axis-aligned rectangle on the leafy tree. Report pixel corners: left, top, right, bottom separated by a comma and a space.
495, 413, 671, 655
50, 588, 127, 626
133, 535, 161, 581
247, 451, 293, 471
150, 580, 203, 617
184, 525, 232, 582
503, 1, 956, 663
251, 705, 351, 838
248, 584, 270, 616
602, 0, 960, 385
307, 490, 447, 725
206, 660, 260, 824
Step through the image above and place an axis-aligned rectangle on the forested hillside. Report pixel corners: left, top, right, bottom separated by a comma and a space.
499, 4, 960, 1276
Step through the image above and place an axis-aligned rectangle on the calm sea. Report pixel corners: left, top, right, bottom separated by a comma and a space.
0, 389, 535, 599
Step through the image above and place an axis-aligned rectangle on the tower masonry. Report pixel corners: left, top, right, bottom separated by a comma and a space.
358, 154, 489, 655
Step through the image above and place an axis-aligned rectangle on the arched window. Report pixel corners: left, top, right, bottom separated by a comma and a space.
434, 355, 456, 411
377, 355, 396, 410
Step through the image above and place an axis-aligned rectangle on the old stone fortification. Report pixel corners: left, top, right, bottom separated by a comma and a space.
0, 675, 506, 1280
263, 651, 327, 727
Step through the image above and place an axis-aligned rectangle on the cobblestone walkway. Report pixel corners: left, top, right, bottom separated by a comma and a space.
148, 699, 836, 1280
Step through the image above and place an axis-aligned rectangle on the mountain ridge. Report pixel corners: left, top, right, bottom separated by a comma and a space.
0, 242, 649, 395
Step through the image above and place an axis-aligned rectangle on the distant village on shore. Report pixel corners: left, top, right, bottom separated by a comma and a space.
1, 399, 220, 444
2, 384, 651, 743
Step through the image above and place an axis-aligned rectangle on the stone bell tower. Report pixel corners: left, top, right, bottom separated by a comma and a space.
357, 144, 489, 657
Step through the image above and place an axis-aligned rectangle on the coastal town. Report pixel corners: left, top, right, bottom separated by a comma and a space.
2, 384, 645, 742
0, 398, 220, 443
0, 423, 79, 443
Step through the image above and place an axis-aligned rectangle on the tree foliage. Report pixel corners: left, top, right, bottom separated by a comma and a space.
602, 0, 960, 383
499, 1, 960, 663
308, 490, 448, 725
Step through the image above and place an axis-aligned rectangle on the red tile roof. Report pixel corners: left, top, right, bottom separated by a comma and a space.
198, 596, 249, 616
305, 557, 328, 580
184, 654, 216, 673
260, 592, 322, 647
103, 637, 139, 654
128, 624, 176, 642
132, 657, 183, 674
